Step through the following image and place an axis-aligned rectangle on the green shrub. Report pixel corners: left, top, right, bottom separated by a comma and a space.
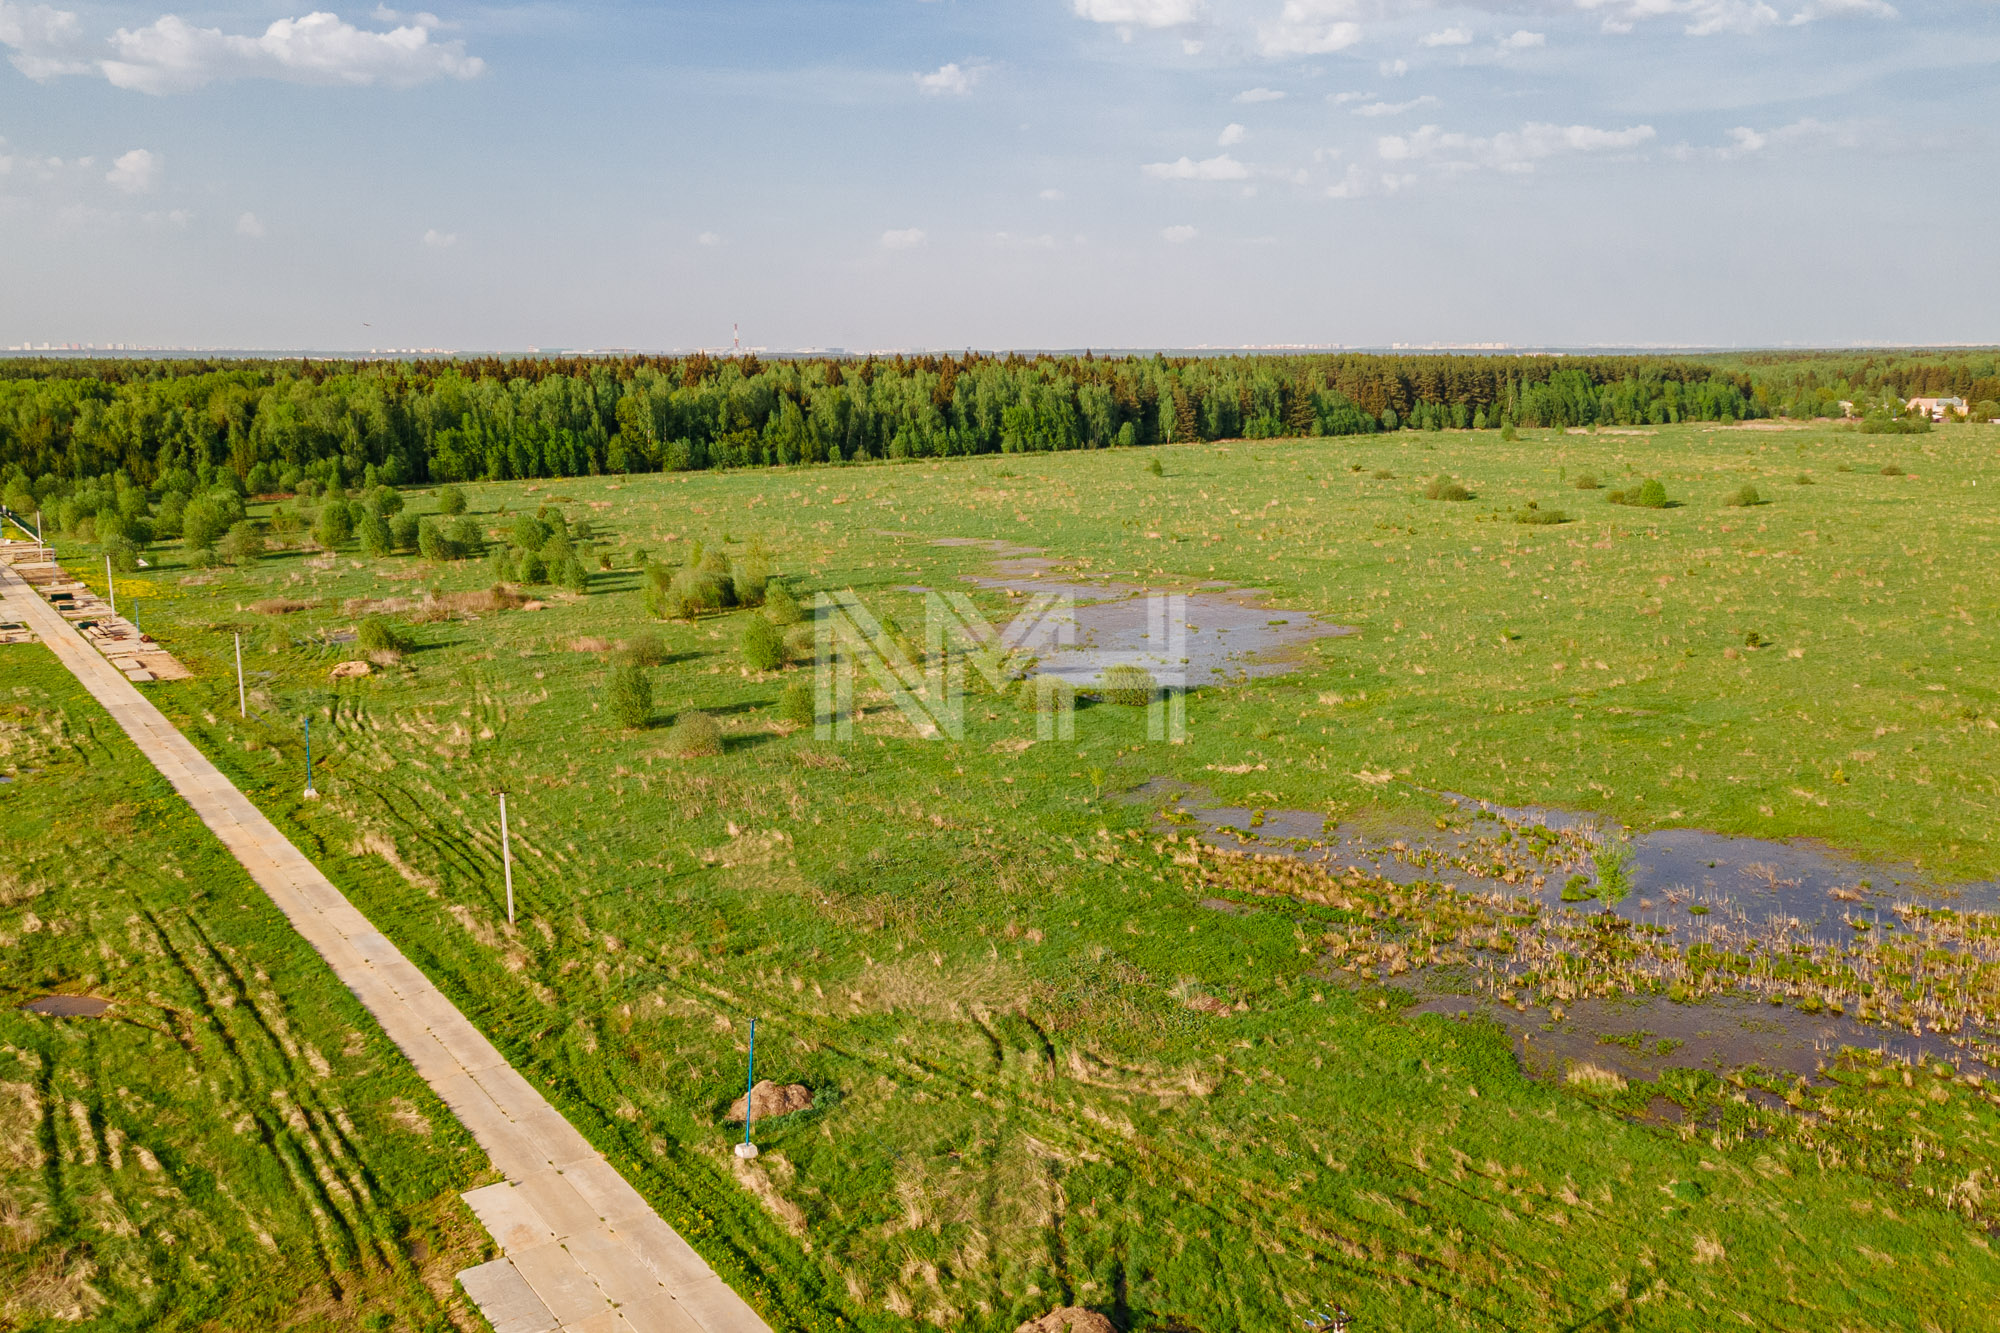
1500, 423, 1518, 441
763, 580, 803, 626
1573, 473, 1600, 490
1096, 664, 1157, 706
667, 709, 723, 756
1371, 468, 1394, 480
1422, 475, 1472, 502
219, 521, 265, 566
732, 554, 771, 607
740, 615, 784, 671
558, 555, 589, 594
607, 664, 652, 729
447, 515, 485, 554
511, 514, 550, 551
1513, 505, 1567, 525
390, 512, 421, 550
1725, 483, 1761, 507
488, 547, 515, 581
359, 511, 393, 557
1860, 414, 1929, 435
1879, 462, 1906, 476
417, 518, 458, 562
1147, 456, 1164, 477
621, 630, 669, 666
1611, 478, 1671, 509
313, 501, 356, 550
778, 680, 815, 726
519, 551, 549, 584
104, 535, 141, 572
1974, 399, 1999, 422
1018, 675, 1073, 713
437, 485, 468, 515
357, 615, 406, 654
1794, 474, 1815, 485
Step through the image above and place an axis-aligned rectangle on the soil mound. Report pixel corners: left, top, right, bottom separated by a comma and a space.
1013, 1309, 1116, 1333
724, 1080, 813, 1124
329, 660, 372, 679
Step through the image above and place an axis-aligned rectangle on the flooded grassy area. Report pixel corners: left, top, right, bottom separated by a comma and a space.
14, 420, 2000, 1329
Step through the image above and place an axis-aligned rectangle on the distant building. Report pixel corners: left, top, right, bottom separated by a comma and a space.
1907, 396, 1966, 421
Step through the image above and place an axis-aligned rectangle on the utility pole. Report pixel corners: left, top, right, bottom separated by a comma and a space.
735, 1017, 760, 1160
235, 632, 246, 717
303, 718, 318, 798
498, 792, 515, 926
106, 555, 116, 617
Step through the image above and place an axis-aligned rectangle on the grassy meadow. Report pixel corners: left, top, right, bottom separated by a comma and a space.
10, 419, 2000, 1330
0, 646, 493, 1331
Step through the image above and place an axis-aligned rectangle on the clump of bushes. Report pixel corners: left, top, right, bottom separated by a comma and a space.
1794, 474, 1815, 485
1422, 475, 1472, 502
436, 485, 468, 515
1513, 504, 1567, 525
1880, 462, 1906, 477
1725, 483, 1762, 507
740, 615, 784, 671
1096, 664, 1157, 706
1608, 478, 1670, 508
1018, 675, 1074, 714
667, 709, 723, 756
621, 630, 669, 667
607, 664, 652, 729
778, 680, 816, 726
763, 580, 803, 626
1371, 468, 1395, 480
1573, 473, 1600, 490
356, 615, 408, 654
1860, 414, 1929, 435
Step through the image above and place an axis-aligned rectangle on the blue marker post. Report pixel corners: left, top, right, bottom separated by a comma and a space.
734, 1017, 759, 1160
303, 717, 319, 799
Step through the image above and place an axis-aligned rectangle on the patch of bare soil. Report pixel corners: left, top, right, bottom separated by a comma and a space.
724, 1080, 814, 1123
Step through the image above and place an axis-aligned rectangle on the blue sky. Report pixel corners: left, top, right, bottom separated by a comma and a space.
2, 0, 1995, 350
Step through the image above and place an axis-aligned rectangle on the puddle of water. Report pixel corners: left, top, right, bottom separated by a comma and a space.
22, 995, 112, 1017
1405, 987, 1987, 1083
939, 540, 1352, 688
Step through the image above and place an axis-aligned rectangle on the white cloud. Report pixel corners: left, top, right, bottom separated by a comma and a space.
1038, 187, 1065, 200
696, 230, 721, 246
1327, 90, 1371, 104
422, 227, 457, 248
1498, 29, 1546, 49
1217, 122, 1247, 146
1072, 0, 1200, 28
104, 147, 158, 193
0, 0, 90, 77
1378, 120, 1655, 172
1690, 117, 1851, 158
1259, 0, 1362, 56
915, 61, 980, 96
1324, 164, 1415, 198
1161, 224, 1198, 243
1420, 26, 1473, 46
1354, 95, 1437, 117
1234, 87, 1285, 102
1380, 57, 1408, 75
880, 227, 927, 249
236, 210, 265, 237
141, 207, 191, 227
1142, 152, 1251, 181
1, 5, 485, 93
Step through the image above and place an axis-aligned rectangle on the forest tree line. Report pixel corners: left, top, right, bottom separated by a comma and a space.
0, 349, 1990, 502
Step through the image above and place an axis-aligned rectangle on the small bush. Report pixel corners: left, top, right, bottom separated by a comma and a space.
1725, 483, 1761, 507
782, 623, 816, 661
219, 521, 265, 566
732, 553, 771, 607
390, 512, 421, 550
359, 512, 393, 557
518, 551, 550, 584
1500, 423, 1518, 441
357, 615, 407, 653
1422, 475, 1472, 502
740, 615, 784, 671
1147, 456, 1164, 477
608, 664, 652, 729
1096, 664, 1157, 706
1879, 462, 1906, 476
622, 630, 669, 666
558, 555, 589, 594
1513, 505, 1567, 525
1860, 415, 1929, 435
1018, 674, 1074, 713
763, 580, 803, 626
778, 680, 815, 726
314, 502, 356, 550
447, 515, 485, 554
1794, 474, 1814, 485
488, 547, 515, 581
436, 485, 468, 516
667, 710, 723, 756
1573, 473, 1600, 490
1371, 468, 1395, 480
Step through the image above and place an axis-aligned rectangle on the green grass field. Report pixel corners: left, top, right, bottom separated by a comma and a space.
10, 419, 2000, 1330
0, 646, 493, 1331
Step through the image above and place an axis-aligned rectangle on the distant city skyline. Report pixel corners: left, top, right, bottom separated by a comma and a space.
3, 1, 1996, 350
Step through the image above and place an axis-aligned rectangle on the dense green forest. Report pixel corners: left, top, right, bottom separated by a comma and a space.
1, 351, 1993, 511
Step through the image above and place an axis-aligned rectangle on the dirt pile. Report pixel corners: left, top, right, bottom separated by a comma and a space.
724, 1080, 813, 1124
329, 660, 371, 679
1013, 1309, 1116, 1333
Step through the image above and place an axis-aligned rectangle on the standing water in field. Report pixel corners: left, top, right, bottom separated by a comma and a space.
936, 538, 1351, 688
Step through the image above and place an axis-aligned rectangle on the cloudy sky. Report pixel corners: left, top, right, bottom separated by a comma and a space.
2, 0, 1995, 350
